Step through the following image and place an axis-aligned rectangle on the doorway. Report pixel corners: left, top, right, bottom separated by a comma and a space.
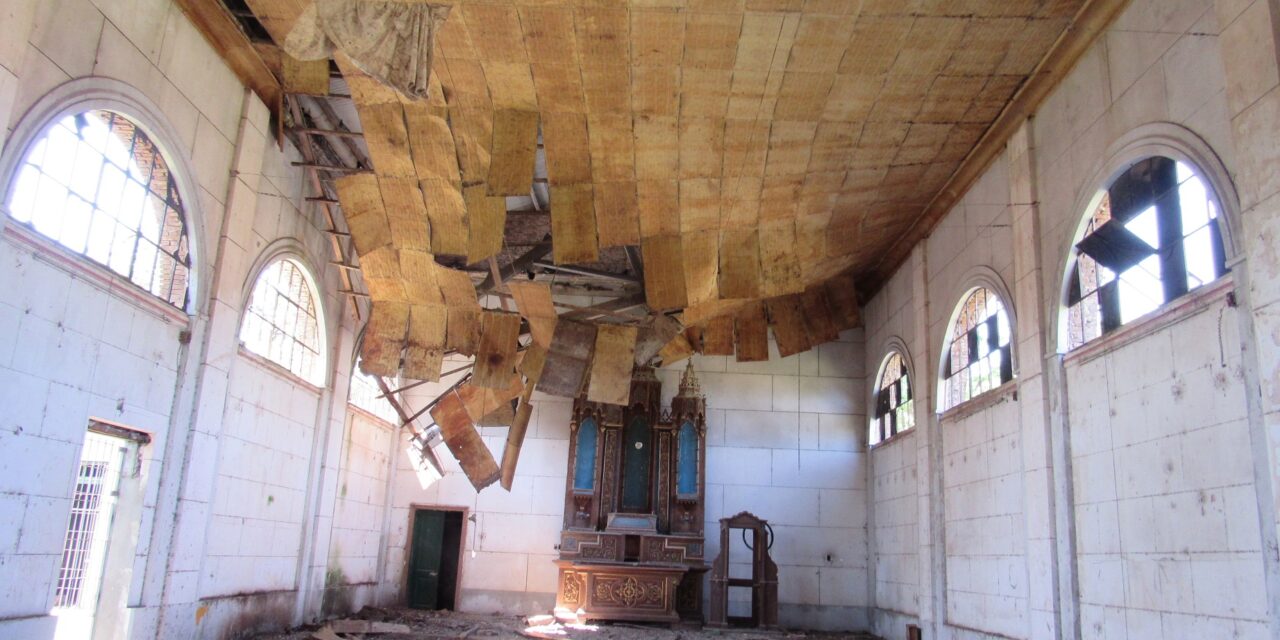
53, 421, 149, 640
408, 509, 464, 610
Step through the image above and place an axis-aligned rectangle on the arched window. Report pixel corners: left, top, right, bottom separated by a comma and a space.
348, 358, 399, 424
871, 352, 914, 445
240, 258, 325, 385
939, 287, 1013, 411
1064, 157, 1228, 350
5, 110, 191, 308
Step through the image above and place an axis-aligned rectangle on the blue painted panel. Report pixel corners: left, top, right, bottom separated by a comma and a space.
621, 416, 652, 511
573, 418, 597, 491
677, 421, 698, 496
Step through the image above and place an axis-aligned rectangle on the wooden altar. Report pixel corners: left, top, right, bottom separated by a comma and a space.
554, 363, 708, 624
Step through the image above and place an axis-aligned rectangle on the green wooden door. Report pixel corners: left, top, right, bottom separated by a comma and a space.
408, 510, 445, 609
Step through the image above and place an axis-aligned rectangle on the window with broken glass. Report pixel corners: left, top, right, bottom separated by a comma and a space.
348, 358, 400, 424
1065, 157, 1228, 350
6, 110, 192, 309
870, 352, 914, 446
240, 258, 325, 385
939, 287, 1013, 411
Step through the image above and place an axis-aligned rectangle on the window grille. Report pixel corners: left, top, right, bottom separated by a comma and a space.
240, 258, 324, 384
6, 110, 191, 308
54, 432, 125, 609
1065, 157, 1228, 350
871, 352, 914, 445
939, 287, 1013, 411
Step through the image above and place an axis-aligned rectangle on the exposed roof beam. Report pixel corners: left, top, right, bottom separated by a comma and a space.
480, 236, 553, 291
532, 261, 639, 284
560, 293, 649, 322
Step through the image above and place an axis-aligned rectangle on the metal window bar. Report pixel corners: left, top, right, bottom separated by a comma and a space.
54, 432, 126, 609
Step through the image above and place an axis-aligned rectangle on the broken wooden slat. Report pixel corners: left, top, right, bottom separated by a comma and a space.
500, 382, 536, 490
403, 304, 447, 381
700, 315, 735, 356
429, 389, 501, 491
360, 301, 410, 376
446, 306, 481, 356
458, 373, 524, 423
641, 234, 687, 311
634, 314, 683, 366
464, 186, 508, 264
519, 343, 549, 383
587, 324, 638, 406
487, 109, 539, 195
334, 174, 391, 256
824, 271, 861, 330
550, 183, 599, 264
658, 332, 694, 367
537, 321, 597, 398
719, 229, 762, 299
801, 286, 841, 344
766, 294, 812, 357
683, 229, 720, 308
472, 311, 522, 389
734, 300, 769, 363
507, 281, 558, 347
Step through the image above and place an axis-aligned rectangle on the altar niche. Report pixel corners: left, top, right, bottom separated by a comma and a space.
555, 364, 708, 625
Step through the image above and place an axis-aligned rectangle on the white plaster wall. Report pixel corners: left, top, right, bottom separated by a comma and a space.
331, 411, 395, 587
387, 325, 868, 630
857, 1, 1276, 639
1066, 302, 1266, 638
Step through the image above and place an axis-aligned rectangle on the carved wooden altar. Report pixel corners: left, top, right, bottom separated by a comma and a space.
555, 363, 708, 624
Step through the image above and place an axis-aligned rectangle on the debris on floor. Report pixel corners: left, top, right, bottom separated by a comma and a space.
255, 607, 880, 640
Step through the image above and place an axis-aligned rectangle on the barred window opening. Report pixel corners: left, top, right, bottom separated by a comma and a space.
6, 110, 192, 308
939, 287, 1013, 411
241, 258, 324, 385
871, 352, 914, 446
1066, 157, 1228, 350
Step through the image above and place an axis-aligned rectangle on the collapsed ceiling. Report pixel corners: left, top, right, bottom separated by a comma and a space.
194, 0, 1095, 486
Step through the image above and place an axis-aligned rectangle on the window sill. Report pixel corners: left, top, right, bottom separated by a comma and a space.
1063, 275, 1234, 368
869, 427, 916, 451
236, 346, 325, 394
3, 221, 191, 326
938, 379, 1018, 423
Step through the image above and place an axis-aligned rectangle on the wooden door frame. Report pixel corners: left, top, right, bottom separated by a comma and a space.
405, 504, 469, 610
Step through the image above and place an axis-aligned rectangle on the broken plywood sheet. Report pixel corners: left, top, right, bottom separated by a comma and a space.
719, 229, 762, 300
429, 390, 501, 490
508, 281, 558, 348
282, 54, 330, 95
700, 315, 735, 356
519, 343, 548, 383
334, 174, 391, 256
360, 301, 410, 376
733, 300, 769, 363
458, 373, 523, 423
824, 271, 861, 330
404, 304, 447, 381
594, 181, 639, 248
758, 220, 804, 297
463, 186, 507, 264
658, 332, 694, 366
801, 286, 841, 344
537, 321, 596, 398
550, 183, 599, 265
472, 310, 522, 389
487, 109, 539, 195
446, 306, 481, 356
766, 294, 811, 357
420, 177, 467, 256
683, 230, 720, 309
587, 325, 638, 406
634, 314, 683, 366
641, 234, 687, 311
